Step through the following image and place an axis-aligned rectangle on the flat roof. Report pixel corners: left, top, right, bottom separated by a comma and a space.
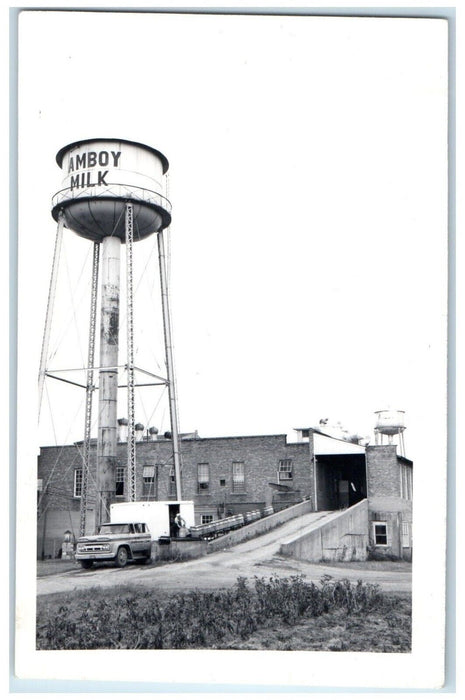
314, 432, 366, 455
40, 433, 290, 450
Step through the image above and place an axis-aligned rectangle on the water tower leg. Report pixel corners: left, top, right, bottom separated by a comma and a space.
399, 431, 405, 457
96, 235, 121, 527
157, 229, 182, 501
125, 203, 137, 502
79, 241, 100, 537
38, 211, 64, 421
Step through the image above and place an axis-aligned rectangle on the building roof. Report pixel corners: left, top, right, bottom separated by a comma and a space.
313, 430, 367, 456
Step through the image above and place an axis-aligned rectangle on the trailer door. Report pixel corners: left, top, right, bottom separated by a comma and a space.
168, 503, 180, 538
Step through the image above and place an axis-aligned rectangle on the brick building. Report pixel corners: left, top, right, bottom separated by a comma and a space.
37, 427, 413, 560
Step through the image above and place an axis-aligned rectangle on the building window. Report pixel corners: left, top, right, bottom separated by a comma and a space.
278, 459, 293, 481
400, 464, 413, 500
169, 466, 176, 496
232, 461, 245, 493
74, 469, 82, 498
220, 478, 226, 487
142, 465, 156, 497
197, 463, 210, 492
115, 467, 125, 497
373, 521, 389, 546
201, 514, 214, 525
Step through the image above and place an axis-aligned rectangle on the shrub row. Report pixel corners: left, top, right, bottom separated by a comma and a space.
37, 575, 394, 650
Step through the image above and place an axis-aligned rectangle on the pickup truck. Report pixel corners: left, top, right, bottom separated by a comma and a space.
75, 522, 152, 569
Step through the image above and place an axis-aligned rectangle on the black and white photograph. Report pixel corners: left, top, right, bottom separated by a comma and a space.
14, 7, 449, 691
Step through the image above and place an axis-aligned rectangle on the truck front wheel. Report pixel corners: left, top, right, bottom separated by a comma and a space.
80, 560, 93, 569
115, 547, 129, 568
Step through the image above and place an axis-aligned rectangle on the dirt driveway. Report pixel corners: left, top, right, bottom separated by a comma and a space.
37, 514, 412, 597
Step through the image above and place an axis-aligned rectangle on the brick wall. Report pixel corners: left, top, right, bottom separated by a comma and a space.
38, 434, 315, 539
38, 444, 87, 512
365, 446, 413, 514
122, 434, 314, 511
366, 445, 400, 498
366, 446, 413, 560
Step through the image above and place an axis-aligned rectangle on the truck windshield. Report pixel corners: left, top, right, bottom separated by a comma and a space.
98, 524, 131, 534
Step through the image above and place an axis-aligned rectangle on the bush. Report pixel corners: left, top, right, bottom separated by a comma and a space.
37, 575, 397, 650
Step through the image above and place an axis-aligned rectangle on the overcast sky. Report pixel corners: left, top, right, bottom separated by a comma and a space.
18, 12, 448, 466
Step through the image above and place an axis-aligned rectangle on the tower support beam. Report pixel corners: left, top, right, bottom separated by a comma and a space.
38, 211, 64, 420
158, 229, 182, 500
79, 241, 100, 536
126, 203, 137, 501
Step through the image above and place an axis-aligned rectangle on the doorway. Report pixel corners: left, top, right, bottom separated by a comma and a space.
168, 503, 180, 538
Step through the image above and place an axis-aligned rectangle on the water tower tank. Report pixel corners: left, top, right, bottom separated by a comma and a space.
374, 409, 406, 436
51, 138, 171, 241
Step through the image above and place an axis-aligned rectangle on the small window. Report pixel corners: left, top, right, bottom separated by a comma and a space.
169, 465, 176, 495
142, 466, 156, 497
278, 459, 293, 481
201, 514, 214, 525
232, 462, 245, 493
74, 468, 83, 498
115, 467, 125, 496
220, 478, 226, 487
198, 463, 210, 492
373, 521, 388, 546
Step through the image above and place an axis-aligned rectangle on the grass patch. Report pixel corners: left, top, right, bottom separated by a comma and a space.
37, 560, 80, 577
317, 560, 412, 573
37, 575, 411, 652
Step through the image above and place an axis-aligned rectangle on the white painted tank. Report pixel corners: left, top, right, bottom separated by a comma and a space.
374, 409, 406, 435
51, 138, 171, 241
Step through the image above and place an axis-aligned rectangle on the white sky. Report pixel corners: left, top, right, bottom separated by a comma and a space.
18, 11, 448, 464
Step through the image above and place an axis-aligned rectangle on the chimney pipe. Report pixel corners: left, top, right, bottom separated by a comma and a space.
135, 423, 145, 442
148, 426, 159, 441
117, 417, 128, 443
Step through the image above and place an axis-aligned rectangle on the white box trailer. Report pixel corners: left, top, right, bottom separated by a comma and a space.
110, 501, 195, 541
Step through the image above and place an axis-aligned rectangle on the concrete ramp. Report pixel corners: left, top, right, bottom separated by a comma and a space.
279, 499, 369, 562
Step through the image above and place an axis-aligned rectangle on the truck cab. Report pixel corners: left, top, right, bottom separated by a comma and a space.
75, 522, 152, 569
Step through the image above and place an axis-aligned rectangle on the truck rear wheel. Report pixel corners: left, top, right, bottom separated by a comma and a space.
115, 547, 129, 568
80, 560, 93, 569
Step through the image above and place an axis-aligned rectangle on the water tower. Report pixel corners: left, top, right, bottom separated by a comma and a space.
374, 409, 406, 456
39, 138, 182, 533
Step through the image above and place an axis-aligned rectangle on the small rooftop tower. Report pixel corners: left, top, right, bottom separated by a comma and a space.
374, 409, 406, 456
40, 138, 182, 534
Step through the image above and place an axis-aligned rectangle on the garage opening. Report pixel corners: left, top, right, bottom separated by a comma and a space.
315, 453, 367, 511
